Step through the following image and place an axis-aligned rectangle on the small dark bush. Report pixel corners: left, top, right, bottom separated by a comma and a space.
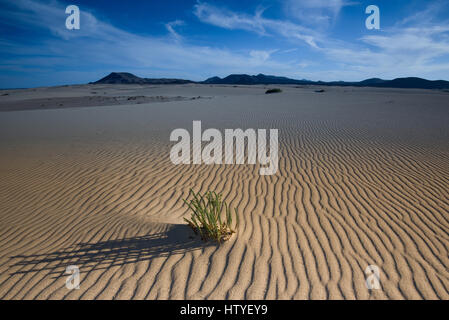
265, 88, 282, 94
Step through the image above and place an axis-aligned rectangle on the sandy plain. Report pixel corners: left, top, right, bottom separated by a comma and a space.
0, 84, 448, 299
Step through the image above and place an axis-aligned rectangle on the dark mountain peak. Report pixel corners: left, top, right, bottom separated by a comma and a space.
359, 78, 387, 85
223, 74, 258, 84
94, 72, 194, 85
110, 72, 136, 77
95, 72, 145, 84
203, 76, 222, 84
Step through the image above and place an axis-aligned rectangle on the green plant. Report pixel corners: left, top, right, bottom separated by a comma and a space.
265, 88, 282, 94
183, 189, 239, 243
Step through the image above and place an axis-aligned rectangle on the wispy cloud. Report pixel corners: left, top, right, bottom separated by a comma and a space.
283, 0, 355, 28
193, 2, 320, 48
165, 20, 185, 42
249, 49, 277, 62
193, 3, 267, 35
395, 1, 448, 28
321, 20, 449, 80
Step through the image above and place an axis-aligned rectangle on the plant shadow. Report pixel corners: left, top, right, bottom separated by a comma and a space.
9, 224, 209, 278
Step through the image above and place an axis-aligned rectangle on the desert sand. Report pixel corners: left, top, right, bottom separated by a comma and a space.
0, 84, 448, 300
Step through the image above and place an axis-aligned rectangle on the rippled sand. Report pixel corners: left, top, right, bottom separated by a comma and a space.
0, 84, 448, 299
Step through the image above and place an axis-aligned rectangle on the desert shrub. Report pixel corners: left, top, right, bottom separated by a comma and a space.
183, 189, 239, 243
265, 88, 282, 94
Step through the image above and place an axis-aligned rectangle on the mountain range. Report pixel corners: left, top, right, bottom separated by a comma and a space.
94, 72, 449, 90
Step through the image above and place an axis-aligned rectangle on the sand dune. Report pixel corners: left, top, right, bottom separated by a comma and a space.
0, 84, 448, 299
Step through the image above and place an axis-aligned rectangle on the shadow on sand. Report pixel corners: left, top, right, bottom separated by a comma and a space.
9, 224, 210, 277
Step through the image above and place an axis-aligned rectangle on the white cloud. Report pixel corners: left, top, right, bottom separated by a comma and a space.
283, 0, 354, 27
396, 1, 447, 28
319, 23, 449, 80
280, 48, 298, 54
297, 61, 310, 69
249, 50, 277, 62
165, 20, 185, 42
193, 3, 267, 35
193, 2, 320, 48
0, 0, 127, 41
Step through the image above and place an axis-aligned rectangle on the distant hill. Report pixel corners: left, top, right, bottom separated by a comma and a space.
93, 72, 194, 85
358, 78, 388, 86
370, 77, 449, 89
92, 72, 449, 89
203, 74, 449, 89
94, 72, 145, 84
203, 74, 312, 85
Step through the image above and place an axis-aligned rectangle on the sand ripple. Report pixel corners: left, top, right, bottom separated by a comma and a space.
0, 85, 448, 299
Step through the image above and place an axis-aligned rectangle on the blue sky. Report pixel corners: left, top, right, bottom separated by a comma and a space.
1, 0, 449, 88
